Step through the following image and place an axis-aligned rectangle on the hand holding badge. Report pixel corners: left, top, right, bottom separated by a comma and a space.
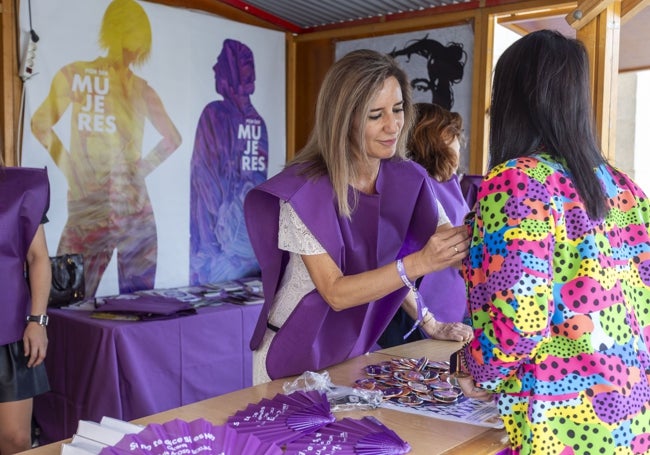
450, 342, 492, 401
449, 342, 471, 379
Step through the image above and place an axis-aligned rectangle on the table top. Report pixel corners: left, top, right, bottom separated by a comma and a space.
22, 339, 508, 455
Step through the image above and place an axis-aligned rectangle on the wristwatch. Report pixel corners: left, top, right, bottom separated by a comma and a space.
26, 314, 49, 327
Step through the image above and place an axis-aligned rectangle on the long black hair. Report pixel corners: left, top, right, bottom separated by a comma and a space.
488, 29, 607, 220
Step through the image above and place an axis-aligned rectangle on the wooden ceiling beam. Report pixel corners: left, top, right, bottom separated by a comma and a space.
566, 0, 615, 29
497, 4, 574, 22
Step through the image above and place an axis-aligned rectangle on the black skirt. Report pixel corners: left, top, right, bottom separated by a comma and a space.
0, 340, 50, 403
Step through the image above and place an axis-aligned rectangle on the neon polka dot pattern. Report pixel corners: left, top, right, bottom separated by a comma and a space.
462, 154, 650, 455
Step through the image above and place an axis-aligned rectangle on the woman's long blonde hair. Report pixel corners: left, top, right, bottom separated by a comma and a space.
290, 49, 415, 218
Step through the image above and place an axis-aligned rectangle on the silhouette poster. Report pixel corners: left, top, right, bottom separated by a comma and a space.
189, 39, 268, 285
335, 24, 473, 173
19, 0, 285, 296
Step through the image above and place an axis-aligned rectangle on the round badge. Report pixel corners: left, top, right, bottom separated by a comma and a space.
418, 391, 437, 402
354, 378, 377, 390
422, 371, 440, 383
407, 381, 429, 394
414, 357, 429, 371
401, 370, 425, 382
433, 389, 461, 403
390, 358, 412, 370
364, 364, 390, 377
429, 380, 454, 391
382, 386, 404, 399
398, 395, 424, 406
427, 361, 450, 372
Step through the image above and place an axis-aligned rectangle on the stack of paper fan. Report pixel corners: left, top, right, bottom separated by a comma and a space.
283, 416, 411, 454
99, 418, 282, 455
227, 390, 335, 446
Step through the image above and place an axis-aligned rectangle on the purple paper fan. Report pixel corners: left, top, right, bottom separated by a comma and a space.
272, 390, 325, 408
320, 417, 378, 438
285, 407, 335, 432
355, 431, 411, 454
284, 417, 410, 455
227, 390, 334, 445
99, 418, 282, 455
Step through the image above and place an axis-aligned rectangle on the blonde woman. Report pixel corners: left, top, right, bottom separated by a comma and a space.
378, 103, 473, 348
245, 50, 470, 384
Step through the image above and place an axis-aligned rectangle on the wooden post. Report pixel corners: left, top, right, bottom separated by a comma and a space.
468, 9, 492, 175
1, 0, 21, 166
569, 0, 621, 159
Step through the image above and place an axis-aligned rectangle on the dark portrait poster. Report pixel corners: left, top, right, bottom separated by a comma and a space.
19, 0, 285, 297
335, 24, 474, 173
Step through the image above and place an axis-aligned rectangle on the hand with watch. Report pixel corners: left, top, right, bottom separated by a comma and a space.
450, 343, 492, 401
26, 314, 49, 327
24, 314, 49, 368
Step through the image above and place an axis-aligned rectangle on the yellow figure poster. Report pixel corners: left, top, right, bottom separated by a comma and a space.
20, 0, 286, 297
31, 0, 182, 296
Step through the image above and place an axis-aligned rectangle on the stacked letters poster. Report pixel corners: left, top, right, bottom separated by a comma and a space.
19, 0, 285, 297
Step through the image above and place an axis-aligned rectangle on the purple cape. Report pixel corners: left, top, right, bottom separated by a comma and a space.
244, 159, 439, 379
418, 175, 470, 322
459, 174, 483, 211
0, 167, 50, 345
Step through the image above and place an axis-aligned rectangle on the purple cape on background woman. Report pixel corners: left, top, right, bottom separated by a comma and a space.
0, 167, 50, 345
419, 174, 470, 322
244, 159, 440, 379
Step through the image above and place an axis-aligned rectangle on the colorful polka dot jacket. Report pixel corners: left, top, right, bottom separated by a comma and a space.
462, 153, 650, 455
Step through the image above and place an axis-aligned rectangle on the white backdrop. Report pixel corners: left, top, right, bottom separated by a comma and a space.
19, 0, 286, 296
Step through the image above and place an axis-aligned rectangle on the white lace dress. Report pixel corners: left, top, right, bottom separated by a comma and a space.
252, 200, 326, 384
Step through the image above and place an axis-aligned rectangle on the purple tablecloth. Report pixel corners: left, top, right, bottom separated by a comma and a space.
33, 303, 262, 444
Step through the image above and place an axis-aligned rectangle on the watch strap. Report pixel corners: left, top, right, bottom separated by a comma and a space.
26, 314, 49, 326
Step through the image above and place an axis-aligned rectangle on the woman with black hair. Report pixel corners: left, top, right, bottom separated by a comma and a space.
457, 30, 650, 454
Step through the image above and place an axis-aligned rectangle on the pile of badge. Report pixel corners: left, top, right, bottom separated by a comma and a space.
354, 357, 463, 406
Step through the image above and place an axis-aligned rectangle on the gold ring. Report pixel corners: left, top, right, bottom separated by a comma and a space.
453, 246, 458, 253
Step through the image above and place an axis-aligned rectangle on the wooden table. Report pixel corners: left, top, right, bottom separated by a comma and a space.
22, 339, 509, 455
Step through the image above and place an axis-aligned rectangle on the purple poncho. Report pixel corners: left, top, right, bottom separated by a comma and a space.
0, 167, 50, 345
244, 159, 440, 379
418, 174, 469, 322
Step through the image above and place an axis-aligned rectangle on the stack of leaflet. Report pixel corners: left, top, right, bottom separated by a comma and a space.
60, 417, 144, 455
